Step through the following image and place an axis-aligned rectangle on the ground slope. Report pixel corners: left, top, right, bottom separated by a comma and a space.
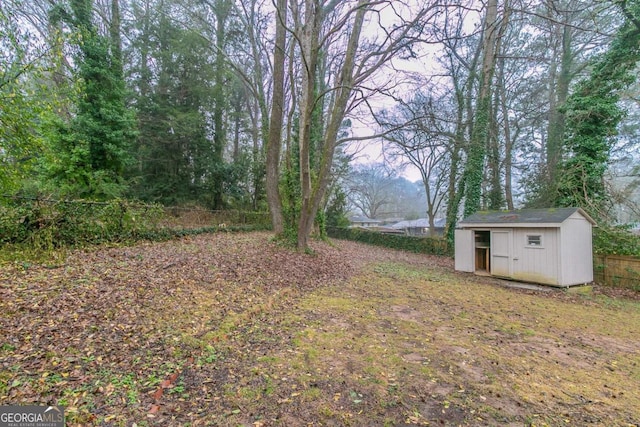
1, 232, 638, 426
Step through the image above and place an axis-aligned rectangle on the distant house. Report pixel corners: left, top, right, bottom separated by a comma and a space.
380, 218, 405, 226
348, 215, 382, 228
391, 218, 446, 237
454, 207, 596, 287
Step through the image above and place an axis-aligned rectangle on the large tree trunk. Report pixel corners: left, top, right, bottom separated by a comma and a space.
444, 64, 471, 242
546, 23, 572, 197
212, 0, 231, 209
498, 55, 515, 210
242, 0, 269, 211
296, 0, 322, 250
486, 7, 510, 211
462, 0, 501, 217
444, 14, 484, 242
487, 82, 502, 210
297, 0, 366, 251
265, 0, 287, 234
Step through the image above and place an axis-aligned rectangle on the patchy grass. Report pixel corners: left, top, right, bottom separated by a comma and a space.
235, 262, 640, 426
1, 232, 639, 426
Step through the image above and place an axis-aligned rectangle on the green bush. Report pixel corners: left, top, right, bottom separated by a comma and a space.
0, 204, 32, 243
327, 227, 452, 256
0, 196, 272, 251
0, 198, 165, 248
593, 226, 640, 256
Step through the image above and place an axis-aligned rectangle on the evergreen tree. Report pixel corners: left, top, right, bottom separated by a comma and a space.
127, 0, 215, 206
47, 0, 136, 199
555, 0, 640, 212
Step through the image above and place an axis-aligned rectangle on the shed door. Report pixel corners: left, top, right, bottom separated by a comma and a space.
491, 229, 512, 277
454, 229, 474, 272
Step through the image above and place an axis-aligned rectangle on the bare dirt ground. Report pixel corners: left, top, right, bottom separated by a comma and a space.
1, 231, 639, 426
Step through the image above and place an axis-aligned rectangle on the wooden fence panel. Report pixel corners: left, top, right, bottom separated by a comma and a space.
593, 254, 640, 290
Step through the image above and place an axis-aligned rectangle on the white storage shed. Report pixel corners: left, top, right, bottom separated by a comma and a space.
454, 207, 596, 287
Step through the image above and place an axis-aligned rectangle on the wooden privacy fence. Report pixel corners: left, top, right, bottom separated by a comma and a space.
593, 254, 640, 290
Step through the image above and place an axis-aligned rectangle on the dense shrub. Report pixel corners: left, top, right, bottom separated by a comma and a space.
0, 196, 273, 250
0, 204, 32, 243
327, 227, 452, 256
0, 198, 165, 248
327, 225, 640, 259
593, 226, 640, 256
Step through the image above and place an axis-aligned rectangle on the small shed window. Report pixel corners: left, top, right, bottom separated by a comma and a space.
527, 234, 542, 247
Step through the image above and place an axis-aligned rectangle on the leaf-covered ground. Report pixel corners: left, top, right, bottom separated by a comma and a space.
1, 232, 639, 426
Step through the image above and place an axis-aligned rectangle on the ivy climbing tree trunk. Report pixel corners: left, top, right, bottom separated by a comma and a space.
444, 88, 465, 243
487, 75, 503, 210
461, 0, 502, 217
443, 13, 483, 243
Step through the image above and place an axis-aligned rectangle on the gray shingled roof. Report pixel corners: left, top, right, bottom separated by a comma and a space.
459, 207, 595, 226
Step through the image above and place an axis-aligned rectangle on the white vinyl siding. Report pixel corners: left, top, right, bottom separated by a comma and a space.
512, 228, 559, 285
560, 213, 594, 285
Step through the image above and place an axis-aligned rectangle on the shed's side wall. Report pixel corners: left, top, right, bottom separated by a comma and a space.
511, 228, 559, 285
560, 213, 593, 285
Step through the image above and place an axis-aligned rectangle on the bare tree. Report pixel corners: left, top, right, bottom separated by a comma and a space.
268, 0, 441, 250
345, 162, 396, 219
381, 92, 451, 235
